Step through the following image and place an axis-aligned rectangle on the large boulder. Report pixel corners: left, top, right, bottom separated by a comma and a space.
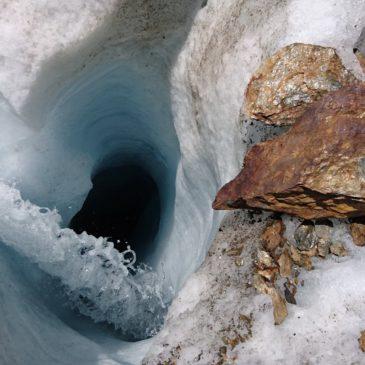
213, 83, 365, 219
245, 43, 355, 126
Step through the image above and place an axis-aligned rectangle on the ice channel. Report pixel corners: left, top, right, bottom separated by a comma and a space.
0, 2, 222, 363
1, 0, 362, 364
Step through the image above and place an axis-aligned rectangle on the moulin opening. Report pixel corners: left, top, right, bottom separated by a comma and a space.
69, 164, 161, 266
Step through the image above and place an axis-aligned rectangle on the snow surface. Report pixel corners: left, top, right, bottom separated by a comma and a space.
0, 0, 364, 364
145, 213, 365, 365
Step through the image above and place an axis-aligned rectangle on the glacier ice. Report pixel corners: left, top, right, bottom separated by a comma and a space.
0, 0, 364, 364
0, 1, 211, 363
0, 36, 186, 346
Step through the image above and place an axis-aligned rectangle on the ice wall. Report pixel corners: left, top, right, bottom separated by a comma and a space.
0, 0, 364, 364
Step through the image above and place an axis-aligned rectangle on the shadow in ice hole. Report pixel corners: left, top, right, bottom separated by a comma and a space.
69, 165, 161, 266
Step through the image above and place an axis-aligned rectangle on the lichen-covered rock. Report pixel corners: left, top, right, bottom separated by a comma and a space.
245, 43, 355, 125
213, 84, 365, 219
294, 221, 317, 251
349, 217, 365, 246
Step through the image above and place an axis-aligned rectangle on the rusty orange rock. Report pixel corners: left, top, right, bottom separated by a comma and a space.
245, 43, 355, 125
213, 84, 365, 219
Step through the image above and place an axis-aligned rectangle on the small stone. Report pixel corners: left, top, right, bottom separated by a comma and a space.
330, 242, 348, 257
284, 281, 297, 305
290, 245, 313, 270
253, 275, 288, 325
294, 221, 317, 251
278, 249, 292, 278
301, 256, 313, 271
257, 268, 278, 281
349, 217, 365, 246
253, 274, 273, 295
317, 237, 330, 258
226, 244, 244, 256
270, 288, 288, 325
261, 220, 285, 252
290, 245, 302, 263
300, 246, 318, 257
256, 250, 277, 269
315, 220, 333, 257
359, 330, 365, 352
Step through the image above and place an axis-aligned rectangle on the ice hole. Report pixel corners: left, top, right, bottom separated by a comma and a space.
69, 164, 161, 265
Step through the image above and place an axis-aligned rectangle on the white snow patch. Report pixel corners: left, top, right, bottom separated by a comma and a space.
0, 0, 363, 364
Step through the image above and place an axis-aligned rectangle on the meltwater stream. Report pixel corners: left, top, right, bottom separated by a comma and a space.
0, 38, 184, 365
0, 2, 227, 364
0, 57, 182, 342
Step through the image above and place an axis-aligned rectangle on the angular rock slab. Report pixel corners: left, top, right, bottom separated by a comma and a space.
245, 43, 355, 125
213, 84, 365, 219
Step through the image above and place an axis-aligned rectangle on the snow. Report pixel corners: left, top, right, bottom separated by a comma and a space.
240, 220, 365, 365
145, 213, 365, 364
0, 0, 364, 364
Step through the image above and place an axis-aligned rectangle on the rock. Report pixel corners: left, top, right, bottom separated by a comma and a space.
359, 330, 365, 352
257, 268, 278, 282
213, 84, 365, 219
270, 288, 288, 325
290, 245, 313, 270
349, 217, 365, 246
278, 249, 292, 278
299, 246, 318, 257
284, 281, 297, 305
261, 219, 285, 252
330, 242, 348, 257
294, 221, 317, 251
245, 43, 355, 125
354, 28, 365, 73
256, 250, 277, 269
317, 238, 330, 258
226, 243, 244, 256
253, 273, 273, 295
253, 275, 288, 325
315, 220, 333, 257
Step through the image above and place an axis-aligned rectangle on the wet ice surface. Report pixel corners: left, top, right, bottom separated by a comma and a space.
0, 0, 364, 364
0, 182, 168, 341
